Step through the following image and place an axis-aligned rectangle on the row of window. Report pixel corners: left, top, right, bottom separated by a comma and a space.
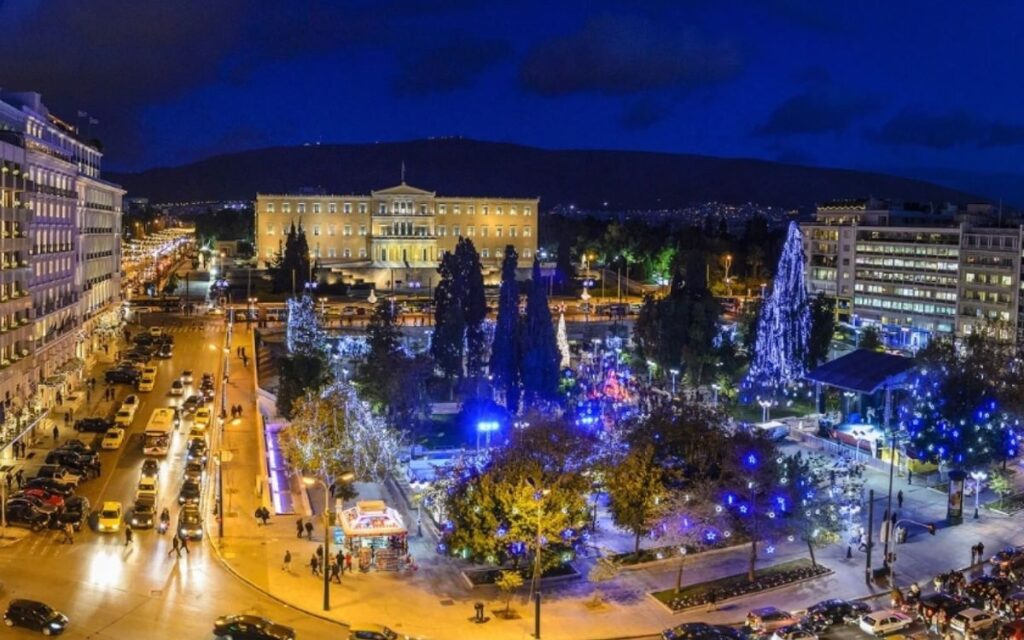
854, 295, 956, 315
264, 223, 533, 238
261, 245, 535, 261
855, 243, 959, 258
264, 201, 532, 216
855, 256, 958, 272
854, 283, 957, 301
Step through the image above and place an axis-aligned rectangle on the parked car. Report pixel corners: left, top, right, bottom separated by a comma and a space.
951, 608, 998, 634
106, 367, 141, 385
348, 625, 413, 640
101, 427, 126, 450
14, 488, 65, 510
804, 598, 872, 629
662, 623, 739, 640
44, 449, 96, 469
3, 599, 68, 635
770, 625, 818, 640
858, 610, 913, 636
55, 439, 94, 454
97, 501, 123, 532
3, 501, 50, 531
34, 465, 81, 487
74, 416, 113, 433
919, 593, 971, 619
63, 495, 90, 520
213, 614, 295, 640
177, 505, 203, 540
747, 608, 800, 633
22, 478, 74, 497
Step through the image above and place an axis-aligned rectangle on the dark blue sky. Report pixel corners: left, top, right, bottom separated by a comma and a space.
3, 0, 1023, 195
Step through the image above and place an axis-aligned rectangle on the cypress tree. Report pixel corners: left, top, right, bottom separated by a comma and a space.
431, 251, 466, 384
521, 258, 560, 405
489, 246, 521, 412
456, 238, 488, 377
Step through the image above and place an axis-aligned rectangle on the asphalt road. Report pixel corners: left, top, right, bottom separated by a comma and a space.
0, 313, 344, 639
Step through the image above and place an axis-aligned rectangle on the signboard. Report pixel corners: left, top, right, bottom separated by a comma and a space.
331, 526, 345, 546
947, 469, 965, 524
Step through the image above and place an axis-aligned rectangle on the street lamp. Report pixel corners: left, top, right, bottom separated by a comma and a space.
645, 360, 655, 385
711, 383, 720, 407
970, 471, 988, 519
669, 369, 679, 396
724, 254, 732, 296
303, 472, 354, 612
758, 398, 773, 422
476, 420, 499, 454
526, 477, 549, 639
580, 282, 592, 323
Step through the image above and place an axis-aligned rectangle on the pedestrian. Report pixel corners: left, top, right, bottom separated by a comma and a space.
897, 489, 904, 508
707, 589, 718, 611
336, 549, 344, 570
169, 535, 181, 557
908, 469, 913, 485
282, 550, 292, 572
331, 561, 341, 584
296, 518, 304, 538
891, 512, 897, 528
254, 507, 263, 526
311, 554, 320, 576
180, 535, 190, 555
52, 425, 59, 442
15, 469, 23, 488
4, 472, 11, 492
86, 388, 91, 402
260, 507, 270, 525
977, 541, 985, 562
124, 524, 133, 546
305, 521, 313, 540
345, 552, 352, 573
62, 522, 74, 544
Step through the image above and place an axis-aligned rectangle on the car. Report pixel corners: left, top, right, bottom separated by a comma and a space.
113, 408, 135, 427
56, 439, 94, 454
201, 372, 214, 384
213, 614, 295, 640
181, 370, 194, 384
138, 375, 156, 392
3, 599, 68, 635
187, 441, 209, 464
149, 327, 163, 337
15, 489, 65, 510
181, 395, 203, 414
170, 379, 185, 396
74, 416, 113, 433
201, 385, 216, 402
117, 402, 138, 422
101, 427, 126, 450
97, 501, 123, 532
177, 505, 203, 539
141, 459, 160, 479
157, 343, 173, 359
951, 608, 997, 634
7, 495, 58, 516
747, 608, 800, 633
178, 480, 201, 505
770, 625, 818, 640
183, 460, 204, 483
3, 502, 49, 531
22, 478, 74, 497
194, 407, 212, 428
44, 449, 96, 469
662, 623, 738, 640
858, 610, 913, 636
130, 496, 157, 529
136, 477, 158, 500
122, 394, 140, 410
63, 495, 90, 519
34, 465, 81, 487
348, 624, 412, 640
919, 593, 971, 619
804, 598, 872, 629
991, 546, 1024, 571
106, 367, 141, 384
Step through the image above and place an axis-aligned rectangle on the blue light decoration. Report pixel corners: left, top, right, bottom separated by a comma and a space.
746, 222, 811, 390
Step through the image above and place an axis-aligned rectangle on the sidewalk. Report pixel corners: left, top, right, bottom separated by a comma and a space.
210, 342, 1024, 640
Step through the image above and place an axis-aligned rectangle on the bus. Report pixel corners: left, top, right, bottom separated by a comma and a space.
143, 408, 176, 456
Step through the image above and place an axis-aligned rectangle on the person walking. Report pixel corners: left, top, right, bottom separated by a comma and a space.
345, 552, 353, 573
296, 518, 304, 538
304, 521, 313, 540
977, 541, 985, 563
180, 535, 190, 555
310, 554, 320, 576
4, 472, 11, 493
282, 550, 292, 572
52, 425, 59, 443
61, 522, 74, 544
897, 490, 904, 509
254, 507, 263, 526
15, 469, 23, 489
169, 535, 181, 557
260, 507, 270, 525
124, 524, 133, 546
331, 561, 342, 584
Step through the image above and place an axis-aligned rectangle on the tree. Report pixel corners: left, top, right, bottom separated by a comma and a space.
554, 240, 575, 293
490, 247, 521, 412
859, 327, 883, 351
721, 431, 785, 581
496, 570, 524, 617
272, 222, 311, 294
656, 483, 726, 593
807, 293, 836, 368
556, 312, 571, 370
520, 259, 561, 406
989, 469, 1013, 509
586, 558, 620, 607
456, 238, 488, 377
286, 295, 329, 358
605, 443, 667, 557
431, 251, 466, 383
276, 353, 330, 419
747, 222, 810, 389
775, 453, 844, 568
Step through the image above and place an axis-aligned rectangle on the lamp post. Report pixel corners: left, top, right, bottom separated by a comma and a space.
646, 360, 655, 386
580, 282, 592, 323
476, 420, 499, 454
888, 519, 937, 586
970, 471, 987, 519
526, 478, 549, 639
669, 369, 679, 396
711, 383, 720, 407
758, 399, 773, 422
303, 473, 354, 612
724, 254, 732, 296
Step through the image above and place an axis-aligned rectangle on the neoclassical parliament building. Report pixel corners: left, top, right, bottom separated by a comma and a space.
255, 183, 539, 287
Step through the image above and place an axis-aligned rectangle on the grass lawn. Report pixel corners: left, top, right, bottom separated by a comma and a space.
731, 398, 817, 424
651, 558, 830, 611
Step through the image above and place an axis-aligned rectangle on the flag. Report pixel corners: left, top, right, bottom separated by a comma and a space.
88, 117, 99, 125
77, 110, 88, 118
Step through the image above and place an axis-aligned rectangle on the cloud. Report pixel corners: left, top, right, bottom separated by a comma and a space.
756, 85, 879, 136
619, 97, 676, 130
519, 14, 741, 96
874, 109, 1024, 149
393, 36, 511, 96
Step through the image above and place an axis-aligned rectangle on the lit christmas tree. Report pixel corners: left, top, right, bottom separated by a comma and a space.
748, 222, 810, 388
556, 311, 570, 369
286, 294, 329, 359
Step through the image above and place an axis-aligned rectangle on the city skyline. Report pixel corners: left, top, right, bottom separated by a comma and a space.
1, 1, 1022, 204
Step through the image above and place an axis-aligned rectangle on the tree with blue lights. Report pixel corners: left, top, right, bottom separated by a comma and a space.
490, 246, 521, 412
277, 294, 331, 418
521, 258, 561, 405
748, 221, 809, 389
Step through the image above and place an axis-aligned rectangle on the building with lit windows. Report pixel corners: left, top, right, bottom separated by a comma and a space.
803, 199, 1022, 349
0, 91, 122, 409
255, 182, 539, 287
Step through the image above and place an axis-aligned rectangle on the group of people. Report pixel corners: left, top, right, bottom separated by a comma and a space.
229, 405, 244, 418
281, 546, 355, 582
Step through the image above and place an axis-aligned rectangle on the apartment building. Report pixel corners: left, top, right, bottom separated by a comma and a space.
803, 199, 1022, 349
0, 91, 123, 408
255, 182, 539, 287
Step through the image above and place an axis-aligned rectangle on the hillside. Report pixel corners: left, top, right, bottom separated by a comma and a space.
108, 138, 981, 209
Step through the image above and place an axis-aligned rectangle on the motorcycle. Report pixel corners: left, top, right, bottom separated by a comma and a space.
158, 520, 169, 534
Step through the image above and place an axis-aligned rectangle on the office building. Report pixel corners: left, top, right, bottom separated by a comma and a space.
255, 183, 539, 287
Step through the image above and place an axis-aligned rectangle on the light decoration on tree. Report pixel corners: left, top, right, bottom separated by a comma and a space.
286, 294, 329, 358
556, 312, 571, 369
747, 222, 810, 389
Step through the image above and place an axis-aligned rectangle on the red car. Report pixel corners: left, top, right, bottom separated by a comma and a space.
16, 488, 65, 509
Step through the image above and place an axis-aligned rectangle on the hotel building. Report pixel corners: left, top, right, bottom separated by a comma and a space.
255, 183, 539, 287
803, 199, 1022, 349
0, 90, 123, 409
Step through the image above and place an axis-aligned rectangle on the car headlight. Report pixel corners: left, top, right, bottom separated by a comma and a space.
50, 622, 62, 628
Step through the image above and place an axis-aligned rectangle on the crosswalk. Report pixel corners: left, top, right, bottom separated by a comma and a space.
159, 324, 220, 334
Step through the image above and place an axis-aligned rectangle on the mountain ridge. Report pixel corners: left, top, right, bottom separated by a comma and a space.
108, 138, 984, 210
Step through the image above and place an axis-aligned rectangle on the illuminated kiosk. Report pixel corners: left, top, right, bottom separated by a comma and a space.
338, 500, 408, 571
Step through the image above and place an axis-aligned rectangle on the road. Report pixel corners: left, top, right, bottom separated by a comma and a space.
0, 313, 343, 639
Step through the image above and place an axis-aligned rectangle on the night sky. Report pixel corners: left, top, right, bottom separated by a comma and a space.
2, 0, 1022, 193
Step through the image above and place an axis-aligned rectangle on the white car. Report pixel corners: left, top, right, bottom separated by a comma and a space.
148, 327, 163, 337
859, 611, 913, 636
122, 395, 140, 412
194, 407, 212, 428
114, 408, 135, 427
101, 427, 126, 450
170, 380, 185, 396
136, 476, 158, 500
180, 370, 194, 384
138, 375, 156, 392
951, 609, 997, 634
770, 626, 819, 640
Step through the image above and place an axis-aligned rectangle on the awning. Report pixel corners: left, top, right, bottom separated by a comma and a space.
338, 500, 407, 537
806, 349, 917, 394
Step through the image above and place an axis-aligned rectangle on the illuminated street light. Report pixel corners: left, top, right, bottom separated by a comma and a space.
669, 368, 679, 396
970, 470, 987, 519
303, 472, 354, 612
476, 420, 500, 453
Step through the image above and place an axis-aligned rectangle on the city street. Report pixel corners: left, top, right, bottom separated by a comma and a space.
0, 313, 344, 639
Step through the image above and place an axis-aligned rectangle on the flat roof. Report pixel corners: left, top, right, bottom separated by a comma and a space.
806, 349, 916, 394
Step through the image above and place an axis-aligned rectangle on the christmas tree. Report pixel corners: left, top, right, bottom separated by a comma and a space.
556, 312, 570, 369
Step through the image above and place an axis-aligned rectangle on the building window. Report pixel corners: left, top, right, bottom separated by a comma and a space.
420, 204, 427, 214
343, 249, 351, 258
266, 202, 275, 213
523, 249, 531, 258
282, 202, 291, 213
495, 226, 503, 237
312, 225, 321, 236
439, 204, 447, 215
509, 227, 517, 237
453, 225, 460, 237
467, 226, 475, 237
510, 207, 517, 216
313, 203, 321, 214
359, 203, 367, 214
468, 205, 475, 215
329, 202, 337, 213
481, 248, 489, 258
344, 225, 352, 236
297, 203, 306, 214
266, 224, 275, 235
379, 203, 386, 214
524, 207, 532, 216
327, 248, 336, 258
437, 225, 446, 236
496, 207, 503, 215
327, 224, 336, 236
496, 249, 503, 258
480, 227, 488, 237
482, 206, 488, 216
314, 246, 320, 258
343, 202, 352, 214
523, 226, 532, 238
358, 225, 366, 236
453, 205, 461, 215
